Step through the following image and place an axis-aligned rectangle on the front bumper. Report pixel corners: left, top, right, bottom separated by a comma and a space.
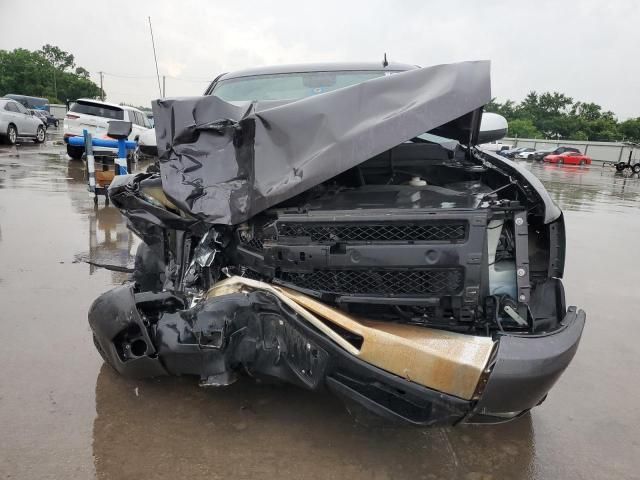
89, 282, 585, 426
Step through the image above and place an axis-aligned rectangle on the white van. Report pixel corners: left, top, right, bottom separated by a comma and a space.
63, 99, 151, 159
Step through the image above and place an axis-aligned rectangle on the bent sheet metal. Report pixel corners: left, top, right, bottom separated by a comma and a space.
208, 276, 495, 400
152, 60, 491, 224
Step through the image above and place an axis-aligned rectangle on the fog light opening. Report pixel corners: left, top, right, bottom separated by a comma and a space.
130, 339, 148, 357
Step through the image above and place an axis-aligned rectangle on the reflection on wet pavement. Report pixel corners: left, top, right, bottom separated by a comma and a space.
1, 147, 639, 480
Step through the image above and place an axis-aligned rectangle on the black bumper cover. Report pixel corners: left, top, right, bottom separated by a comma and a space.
89, 284, 585, 426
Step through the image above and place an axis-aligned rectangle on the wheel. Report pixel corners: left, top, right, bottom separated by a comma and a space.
616, 162, 627, 172
633, 163, 640, 174
34, 126, 45, 143
67, 144, 84, 160
54, 120, 59, 128
579, 160, 585, 166
5, 124, 17, 145
527, 154, 533, 160
557, 158, 564, 164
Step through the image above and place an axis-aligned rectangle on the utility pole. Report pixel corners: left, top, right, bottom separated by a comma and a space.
162, 75, 166, 97
53, 70, 57, 101
98, 71, 104, 101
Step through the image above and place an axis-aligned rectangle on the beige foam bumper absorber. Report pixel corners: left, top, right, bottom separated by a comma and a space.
208, 276, 495, 400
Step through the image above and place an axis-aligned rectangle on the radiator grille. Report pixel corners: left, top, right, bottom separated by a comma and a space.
276, 222, 466, 242
241, 237, 264, 251
276, 269, 464, 296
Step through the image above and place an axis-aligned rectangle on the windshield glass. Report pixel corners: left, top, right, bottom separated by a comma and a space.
211, 69, 460, 148
211, 70, 394, 102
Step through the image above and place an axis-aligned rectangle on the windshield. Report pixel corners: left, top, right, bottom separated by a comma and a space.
211, 69, 460, 148
211, 70, 396, 102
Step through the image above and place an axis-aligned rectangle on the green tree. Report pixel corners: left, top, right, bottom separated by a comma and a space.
75, 67, 90, 79
0, 46, 102, 103
619, 118, 640, 142
39, 44, 75, 71
485, 90, 628, 142
507, 118, 541, 138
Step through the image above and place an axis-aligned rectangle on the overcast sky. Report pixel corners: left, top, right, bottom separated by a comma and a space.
1, 0, 638, 118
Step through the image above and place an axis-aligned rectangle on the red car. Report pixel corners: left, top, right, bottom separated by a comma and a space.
544, 151, 592, 165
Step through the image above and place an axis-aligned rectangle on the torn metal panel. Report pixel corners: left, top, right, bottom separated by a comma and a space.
208, 276, 494, 399
152, 61, 491, 224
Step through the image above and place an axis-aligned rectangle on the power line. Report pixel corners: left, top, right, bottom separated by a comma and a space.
100, 72, 157, 79
148, 16, 162, 98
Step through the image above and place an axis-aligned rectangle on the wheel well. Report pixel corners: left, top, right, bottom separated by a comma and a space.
7, 122, 16, 132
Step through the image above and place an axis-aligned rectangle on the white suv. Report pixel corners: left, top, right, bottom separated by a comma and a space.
63, 99, 151, 159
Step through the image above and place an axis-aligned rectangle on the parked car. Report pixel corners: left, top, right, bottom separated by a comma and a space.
532, 146, 580, 161
63, 99, 151, 159
498, 147, 522, 158
31, 109, 59, 128
480, 140, 512, 152
513, 147, 537, 159
0, 98, 46, 144
29, 109, 48, 128
500, 147, 535, 159
544, 151, 592, 165
90, 61, 584, 426
5, 94, 49, 111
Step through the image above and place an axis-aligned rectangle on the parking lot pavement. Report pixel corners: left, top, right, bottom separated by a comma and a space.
0, 144, 639, 480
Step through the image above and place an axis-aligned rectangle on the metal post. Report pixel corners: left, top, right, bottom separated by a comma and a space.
99, 71, 104, 101
163, 75, 166, 97
84, 129, 96, 195
115, 138, 128, 175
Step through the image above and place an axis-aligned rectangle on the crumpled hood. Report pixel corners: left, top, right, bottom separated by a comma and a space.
152, 60, 491, 225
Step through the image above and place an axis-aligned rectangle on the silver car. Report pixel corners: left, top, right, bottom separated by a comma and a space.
0, 98, 46, 145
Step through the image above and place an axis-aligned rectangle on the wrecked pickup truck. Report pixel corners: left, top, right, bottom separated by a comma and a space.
89, 60, 585, 425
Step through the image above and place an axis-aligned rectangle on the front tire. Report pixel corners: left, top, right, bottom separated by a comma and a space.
557, 158, 564, 165
527, 154, 533, 160
632, 163, 640, 174
67, 144, 84, 160
34, 126, 45, 143
54, 120, 59, 128
5, 124, 17, 145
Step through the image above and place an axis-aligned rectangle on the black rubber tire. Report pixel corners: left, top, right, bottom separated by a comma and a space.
616, 162, 627, 172
5, 124, 17, 145
527, 154, 533, 160
557, 158, 564, 164
579, 160, 585, 166
34, 126, 45, 143
633, 164, 640, 174
54, 120, 59, 128
67, 144, 84, 160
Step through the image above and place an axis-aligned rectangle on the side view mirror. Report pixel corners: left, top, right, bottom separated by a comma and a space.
478, 112, 508, 144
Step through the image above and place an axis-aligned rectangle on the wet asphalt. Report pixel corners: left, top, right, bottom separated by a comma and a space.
0, 131, 639, 480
